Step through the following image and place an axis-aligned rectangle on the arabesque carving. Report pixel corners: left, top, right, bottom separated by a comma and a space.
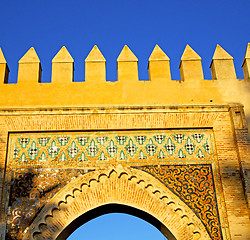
22, 165, 211, 240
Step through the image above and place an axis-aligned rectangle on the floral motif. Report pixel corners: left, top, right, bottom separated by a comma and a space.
28, 141, 39, 160
78, 151, 88, 161
59, 152, 68, 161
157, 149, 166, 159
98, 151, 107, 160
67, 141, 79, 159
145, 138, 157, 156
177, 149, 186, 158
19, 153, 27, 162
96, 136, 108, 146
38, 152, 47, 162
115, 136, 127, 145
173, 134, 185, 143
138, 150, 147, 159
77, 137, 89, 146
87, 139, 99, 158
13, 143, 19, 160
185, 137, 195, 155
47, 140, 60, 158
125, 139, 137, 157
106, 140, 117, 158
192, 133, 204, 143
203, 138, 210, 154
18, 138, 30, 148
38, 137, 50, 147
164, 137, 175, 156
134, 136, 146, 145
119, 150, 127, 160
57, 137, 69, 146
197, 148, 205, 158
153, 135, 165, 144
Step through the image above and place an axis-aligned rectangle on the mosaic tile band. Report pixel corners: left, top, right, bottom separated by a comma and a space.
8, 129, 214, 168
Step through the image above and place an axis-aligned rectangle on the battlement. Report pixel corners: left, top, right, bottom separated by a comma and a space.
0, 44, 249, 109
1, 44, 250, 240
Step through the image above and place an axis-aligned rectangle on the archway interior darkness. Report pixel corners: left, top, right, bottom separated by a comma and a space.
56, 204, 175, 240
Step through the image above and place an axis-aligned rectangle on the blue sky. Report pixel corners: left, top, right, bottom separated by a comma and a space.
68, 213, 166, 240
1, 0, 250, 83
1, 0, 249, 239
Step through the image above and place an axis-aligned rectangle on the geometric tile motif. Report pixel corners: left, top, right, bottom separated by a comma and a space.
135, 164, 222, 240
8, 130, 214, 168
7, 169, 92, 240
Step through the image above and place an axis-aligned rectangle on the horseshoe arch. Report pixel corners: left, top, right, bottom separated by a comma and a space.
22, 165, 211, 240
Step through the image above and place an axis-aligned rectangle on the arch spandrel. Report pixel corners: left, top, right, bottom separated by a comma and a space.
22, 165, 211, 240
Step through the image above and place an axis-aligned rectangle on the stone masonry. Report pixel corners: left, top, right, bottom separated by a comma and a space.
0, 44, 249, 240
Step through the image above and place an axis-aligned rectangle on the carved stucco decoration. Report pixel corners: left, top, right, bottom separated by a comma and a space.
22, 165, 211, 240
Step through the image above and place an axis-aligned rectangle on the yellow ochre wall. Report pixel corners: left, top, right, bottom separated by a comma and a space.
0, 44, 249, 124
0, 43, 250, 240
0, 44, 250, 130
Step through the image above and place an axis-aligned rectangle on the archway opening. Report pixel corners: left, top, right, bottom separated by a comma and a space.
67, 213, 167, 240
56, 204, 175, 240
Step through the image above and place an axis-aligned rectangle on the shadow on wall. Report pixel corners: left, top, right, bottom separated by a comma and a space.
6, 168, 88, 240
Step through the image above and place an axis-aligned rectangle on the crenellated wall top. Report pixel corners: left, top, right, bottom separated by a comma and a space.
0, 44, 249, 110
